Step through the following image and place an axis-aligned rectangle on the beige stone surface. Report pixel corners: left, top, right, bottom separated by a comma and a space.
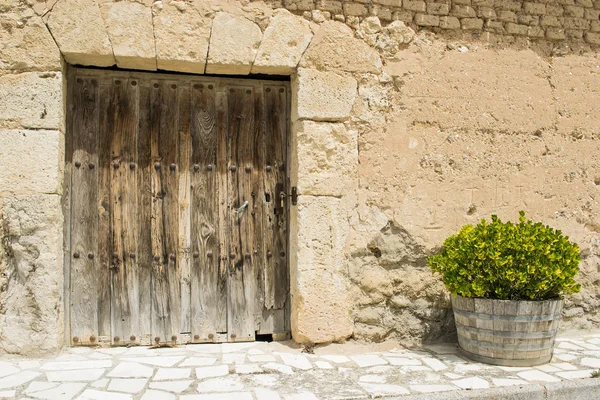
0, 130, 61, 194
290, 195, 353, 344
0, 16, 61, 71
0, 72, 62, 130
391, 49, 554, 133
101, 1, 156, 71
294, 120, 358, 196
300, 21, 382, 74
46, 0, 115, 67
252, 9, 313, 75
551, 53, 600, 137
206, 12, 262, 75
292, 68, 357, 122
153, 3, 211, 74
0, 194, 64, 356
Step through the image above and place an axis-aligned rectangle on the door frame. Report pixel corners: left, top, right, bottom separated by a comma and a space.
63, 65, 292, 346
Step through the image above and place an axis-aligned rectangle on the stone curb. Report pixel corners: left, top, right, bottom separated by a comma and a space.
380, 378, 600, 400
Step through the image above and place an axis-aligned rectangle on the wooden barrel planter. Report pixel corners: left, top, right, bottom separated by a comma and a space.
452, 295, 563, 367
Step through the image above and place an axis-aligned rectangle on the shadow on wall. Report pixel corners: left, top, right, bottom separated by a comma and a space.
350, 222, 456, 345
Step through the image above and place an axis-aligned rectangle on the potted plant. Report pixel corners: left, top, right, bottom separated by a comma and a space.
428, 211, 581, 367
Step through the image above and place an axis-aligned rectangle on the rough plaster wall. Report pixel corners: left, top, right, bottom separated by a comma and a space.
0, 0, 599, 353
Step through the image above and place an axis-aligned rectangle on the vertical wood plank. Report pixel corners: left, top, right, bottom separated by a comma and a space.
150, 80, 181, 343
216, 89, 229, 336
227, 86, 258, 342
178, 85, 192, 341
97, 78, 112, 341
137, 79, 153, 345
70, 75, 100, 345
190, 82, 223, 341
263, 85, 289, 312
109, 78, 140, 344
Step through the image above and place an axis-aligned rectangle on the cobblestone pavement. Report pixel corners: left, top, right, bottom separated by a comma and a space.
1, 333, 600, 399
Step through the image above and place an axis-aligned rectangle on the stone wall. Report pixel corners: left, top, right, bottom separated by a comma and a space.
0, 0, 599, 354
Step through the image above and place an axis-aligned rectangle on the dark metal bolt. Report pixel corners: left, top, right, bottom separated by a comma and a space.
245, 253, 251, 259
154, 255, 160, 262
169, 253, 176, 261
230, 165, 237, 172
207, 164, 213, 171
75, 161, 81, 168
72, 336, 79, 343
280, 163, 286, 172
194, 164, 200, 171
90, 335, 97, 343
113, 161, 120, 169
114, 336, 120, 342
230, 253, 236, 259
171, 335, 177, 342
154, 336, 160, 344
193, 252, 199, 258
73, 252, 80, 259
129, 162, 136, 170
129, 252, 135, 259
231, 333, 237, 339
245, 166, 252, 173
113, 252, 119, 259
88, 163, 95, 170
207, 251, 213, 258
251, 211, 256, 216
154, 162, 161, 170
208, 333, 214, 339
266, 165, 272, 172
130, 335, 136, 341
267, 251, 272, 258
194, 334, 200, 340
280, 251, 286, 257
170, 163, 176, 171
87, 252, 94, 259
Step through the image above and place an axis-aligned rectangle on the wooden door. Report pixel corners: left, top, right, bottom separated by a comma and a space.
66, 68, 290, 346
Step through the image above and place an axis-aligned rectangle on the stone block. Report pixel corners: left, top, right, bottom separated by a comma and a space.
505, 22, 530, 34
518, 15, 540, 25
393, 10, 415, 22
0, 72, 62, 130
290, 195, 353, 344
473, 0, 493, 6
46, 0, 115, 66
293, 121, 358, 196
374, 0, 402, 7
0, 194, 64, 356
252, 10, 313, 75
318, 0, 344, 13
439, 16, 461, 28
376, 7, 393, 21
498, 10, 518, 22
478, 7, 497, 19
585, 8, 600, 19
497, 1, 522, 11
0, 16, 60, 71
546, 5, 564, 16
566, 29, 584, 38
523, 2, 547, 15
360, 16, 383, 33
0, 130, 60, 194
292, 68, 357, 122
528, 25, 546, 37
564, 5, 585, 17
415, 13, 440, 25
546, 27, 566, 39
343, 3, 368, 15
206, 12, 262, 75
451, 5, 476, 17
100, 2, 156, 71
591, 20, 600, 31
300, 21, 382, 74
576, 0, 594, 6
541, 15, 562, 26
454, 0, 471, 4
585, 31, 600, 43
461, 17, 484, 29
153, 4, 211, 74
403, 0, 427, 12
562, 17, 590, 29
283, 0, 316, 10
485, 20, 506, 32
428, 2, 450, 15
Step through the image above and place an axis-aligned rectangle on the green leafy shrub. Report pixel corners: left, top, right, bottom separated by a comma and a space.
428, 211, 581, 301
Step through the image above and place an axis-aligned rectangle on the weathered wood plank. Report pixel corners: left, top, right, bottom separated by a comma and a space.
227, 86, 258, 342
70, 76, 100, 345
216, 89, 229, 336
178, 85, 192, 341
109, 78, 140, 345
150, 80, 181, 344
190, 82, 223, 341
137, 80, 153, 345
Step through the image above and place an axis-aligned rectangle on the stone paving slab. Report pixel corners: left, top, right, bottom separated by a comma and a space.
1, 333, 600, 399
